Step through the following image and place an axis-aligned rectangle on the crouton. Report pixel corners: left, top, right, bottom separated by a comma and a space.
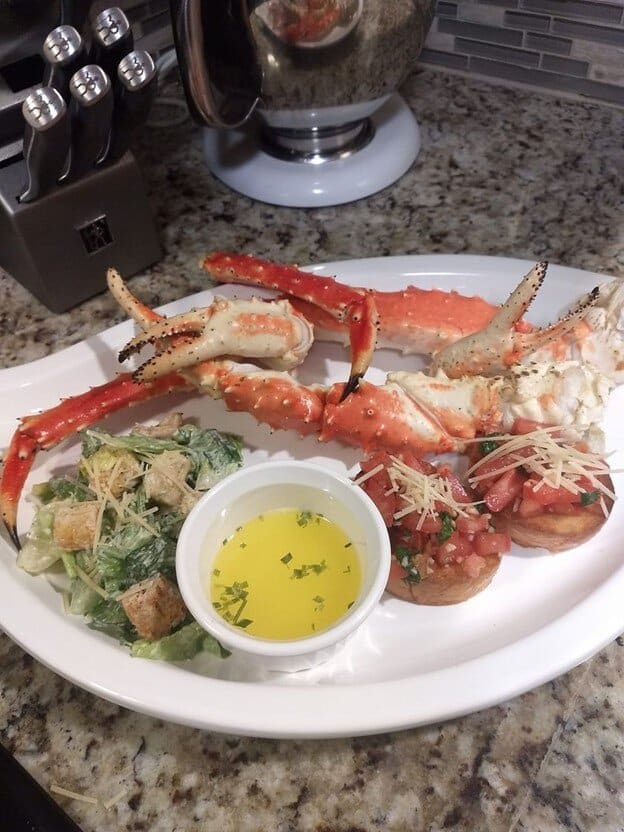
132, 413, 184, 439
53, 501, 100, 550
144, 450, 192, 509
120, 574, 187, 640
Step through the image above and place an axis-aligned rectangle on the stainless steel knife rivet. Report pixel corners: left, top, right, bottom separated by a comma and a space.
43, 25, 82, 65
94, 7, 131, 46
23, 88, 66, 130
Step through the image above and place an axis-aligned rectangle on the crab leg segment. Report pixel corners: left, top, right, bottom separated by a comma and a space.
283, 289, 507, 356
0, 371, 193, 548
430, 262, 600, 378
202, 252, 379, 397
185, 360, 325, 435
321, 371, 503, 456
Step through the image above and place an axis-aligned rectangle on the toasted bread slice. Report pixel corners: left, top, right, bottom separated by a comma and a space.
385, 553, 501, 605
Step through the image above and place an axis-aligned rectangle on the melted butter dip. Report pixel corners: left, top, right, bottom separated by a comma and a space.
208, 508, 362, 640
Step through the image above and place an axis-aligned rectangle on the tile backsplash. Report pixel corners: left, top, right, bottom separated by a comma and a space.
422, 0, 624, 106
123, 0, 624, 108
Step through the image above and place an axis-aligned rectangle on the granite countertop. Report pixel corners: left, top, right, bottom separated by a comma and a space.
1, 69, 624, 831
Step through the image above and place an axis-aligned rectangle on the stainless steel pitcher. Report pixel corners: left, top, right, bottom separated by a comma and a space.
169, 0, 434, 205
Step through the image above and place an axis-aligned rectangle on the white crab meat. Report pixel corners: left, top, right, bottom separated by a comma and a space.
388, 360, 612, 450
531, 281, 624, 384
499, 361, 613, 432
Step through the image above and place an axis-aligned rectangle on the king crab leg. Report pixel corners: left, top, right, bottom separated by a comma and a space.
108, 268, 327, 434
202, 251, 512, 359
204, 253, 624, 382
202, 252, 379, 399
1, 358, 608, 548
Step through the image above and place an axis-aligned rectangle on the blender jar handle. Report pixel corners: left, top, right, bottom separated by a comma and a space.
169, 0, 262, 128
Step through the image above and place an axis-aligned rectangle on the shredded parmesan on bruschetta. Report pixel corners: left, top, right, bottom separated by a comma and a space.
352, 463, 385, 487
386, 456, 482, 528
466, 428, 617, 509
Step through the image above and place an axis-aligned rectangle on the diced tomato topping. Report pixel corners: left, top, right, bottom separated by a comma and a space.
359, 452, 391, 475
388, 554, 410, 584
472, 447, 533, 488
455, 514, 490, 534
358, 454, 397, 526
401, 511, 442, 534
474, 532, 511, 556
521, 478, 578, 506
483, 469, 524, 512
361, 477, 396, 526
435, 532, 474, 564
512, 417, 546, 435
358, 454, 515, 581
390, 526, 426, 555
437, 464, 472, 504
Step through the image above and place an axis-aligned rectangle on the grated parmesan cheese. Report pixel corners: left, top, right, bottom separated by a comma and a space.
386, 456, 481, 525
352, 463, 385, 487
466, 428, 617, 514
75, 564, 108, 600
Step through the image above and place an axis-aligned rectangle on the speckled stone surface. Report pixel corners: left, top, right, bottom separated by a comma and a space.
1, 70, 624, 831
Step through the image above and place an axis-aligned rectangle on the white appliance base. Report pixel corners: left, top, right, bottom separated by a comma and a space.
202, 93, 420, 208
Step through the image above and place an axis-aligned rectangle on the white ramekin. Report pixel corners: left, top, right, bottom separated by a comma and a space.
176, 460, 391, 673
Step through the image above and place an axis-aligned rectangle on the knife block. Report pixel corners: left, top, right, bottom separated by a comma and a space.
0, 151, 162, 313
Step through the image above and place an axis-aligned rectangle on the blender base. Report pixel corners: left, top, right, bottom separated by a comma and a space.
202, 93, 420, 208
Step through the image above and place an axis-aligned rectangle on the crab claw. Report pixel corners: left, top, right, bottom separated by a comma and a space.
203, 252, 380, 396
110, 272, 315, 382
430, 262, 600, 378
339, 292, 378, 401
0, 372, 192, 548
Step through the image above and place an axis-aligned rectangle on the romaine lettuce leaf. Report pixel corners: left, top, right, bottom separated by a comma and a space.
67, 578, 100, 616
88, 598, 136, 643
131, 621, 229, 661
32, 478, 95, 504
97, 518, 177, 593
172, 425, 243, 490
17, 506, 65, 574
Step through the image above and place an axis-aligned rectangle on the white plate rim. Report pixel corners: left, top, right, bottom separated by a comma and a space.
1, 253, 622, 739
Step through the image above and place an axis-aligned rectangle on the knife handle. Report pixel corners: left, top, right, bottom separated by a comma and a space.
20, 87, 71, 203
89, 8, 134, 83
106, 49, 157, 163
42, 25, 86, 104
0, 744, 84, 832
67, 65, 114, 179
